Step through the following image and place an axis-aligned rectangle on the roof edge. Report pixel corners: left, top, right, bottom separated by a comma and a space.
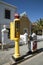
0, 1, 17, 9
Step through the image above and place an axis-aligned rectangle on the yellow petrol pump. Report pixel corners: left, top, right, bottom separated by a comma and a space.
10, 13, 20, 60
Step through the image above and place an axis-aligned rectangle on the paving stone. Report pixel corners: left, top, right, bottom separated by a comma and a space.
3, 63, 10, 65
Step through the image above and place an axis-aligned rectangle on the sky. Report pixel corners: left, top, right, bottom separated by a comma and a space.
2, 0, 43, 22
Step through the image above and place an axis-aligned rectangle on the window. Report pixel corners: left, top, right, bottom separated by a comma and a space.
5, 9, 10, 19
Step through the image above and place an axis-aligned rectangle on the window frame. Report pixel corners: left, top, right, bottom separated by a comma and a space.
5, 9, 11, 19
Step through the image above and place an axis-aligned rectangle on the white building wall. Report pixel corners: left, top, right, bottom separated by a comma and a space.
0, 1, 17, 42
0, 1, 17, 24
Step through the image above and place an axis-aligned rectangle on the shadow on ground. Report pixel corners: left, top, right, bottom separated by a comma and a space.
12, 48, 43, 65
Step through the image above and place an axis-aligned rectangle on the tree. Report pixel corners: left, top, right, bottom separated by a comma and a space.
36, 18, 43, 35
31, 18, 43, 35
37, 18, 43, 30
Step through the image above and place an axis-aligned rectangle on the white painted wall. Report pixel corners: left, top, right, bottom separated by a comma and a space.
0, 1, 17, 42
0, 1, 17, 24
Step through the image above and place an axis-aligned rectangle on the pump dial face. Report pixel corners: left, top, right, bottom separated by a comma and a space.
15, 21, 20, 38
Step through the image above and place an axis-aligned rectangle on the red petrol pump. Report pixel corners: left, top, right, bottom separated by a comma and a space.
10, 13, 20, 60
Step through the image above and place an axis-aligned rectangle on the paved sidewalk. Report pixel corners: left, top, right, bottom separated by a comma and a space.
18, 52, 43, 65
0, 41, 43, 65
0, 44, 28, 65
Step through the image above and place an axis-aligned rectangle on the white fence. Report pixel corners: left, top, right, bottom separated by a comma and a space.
37, 35, 43, 41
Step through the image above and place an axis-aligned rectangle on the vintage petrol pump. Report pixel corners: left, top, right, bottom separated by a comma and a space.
10, 13, 20, 60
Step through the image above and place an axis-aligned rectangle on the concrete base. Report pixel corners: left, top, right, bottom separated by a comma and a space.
12, 55, 24, 61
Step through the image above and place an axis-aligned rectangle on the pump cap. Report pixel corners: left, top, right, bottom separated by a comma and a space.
14, 13, 20, 18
